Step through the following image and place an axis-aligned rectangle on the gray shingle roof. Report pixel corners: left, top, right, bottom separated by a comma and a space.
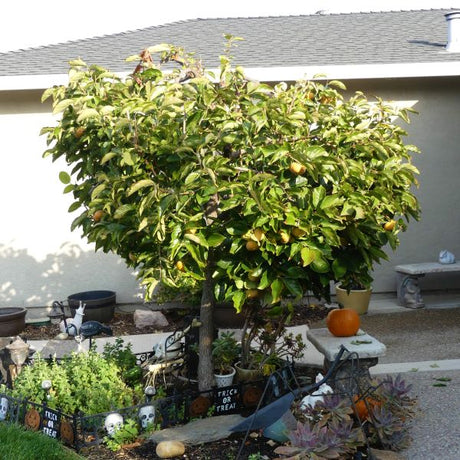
0, 9, 458, 78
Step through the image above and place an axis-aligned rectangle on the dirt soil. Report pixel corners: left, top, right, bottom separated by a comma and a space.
23, 303, 329, 459
81, 432, 278, 459
22, 303, 329, 341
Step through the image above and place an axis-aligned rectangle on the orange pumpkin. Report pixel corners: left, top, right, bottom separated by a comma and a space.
326, 308, 360, 337
352, 395, 381, 420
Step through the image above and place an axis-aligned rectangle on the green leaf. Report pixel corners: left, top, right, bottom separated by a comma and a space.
91, 183, 106, 200
332, 259, 347, 279
59, 171, 71, 184
68, 201, 81, 213
300, 247, 316, 267
101, 152, 118, 164
312, 186, 326, 208
283, 278, 303, 298
184, 232, 209, 248
232, 290, 245, 313
128, 179, 154, 196
207, 233, 226, 247
77, 108, 99, 122
320, 194, 343, 209
184, 172, 201, 185
113, 204, 133, 219
53, 99, 73, 114
69, 58, 87, 67
270, 279, 284, 304
328, 80, 347, 90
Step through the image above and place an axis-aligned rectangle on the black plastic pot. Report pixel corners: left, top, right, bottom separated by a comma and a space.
213, 303, 245, 329
68, 290, 116, 323
0, 307, 27, 337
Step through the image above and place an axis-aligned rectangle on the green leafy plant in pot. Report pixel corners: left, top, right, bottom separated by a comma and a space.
334, 254, 374, 315
212, 332, 240, 387
236, 301, 305, 382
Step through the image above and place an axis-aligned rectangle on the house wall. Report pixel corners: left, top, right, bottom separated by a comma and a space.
0, 76, 459, 309
344, 76, 460, 293
0, 90, 144, 309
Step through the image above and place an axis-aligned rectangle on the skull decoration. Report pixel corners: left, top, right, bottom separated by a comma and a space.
0, 397, 8, 421
138, 405, 155, 429
104, 412, 123, 436
153, 340, 165, 360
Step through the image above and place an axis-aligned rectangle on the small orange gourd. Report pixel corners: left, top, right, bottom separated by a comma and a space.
352, 395, 381, 420
326, 308, 360, 337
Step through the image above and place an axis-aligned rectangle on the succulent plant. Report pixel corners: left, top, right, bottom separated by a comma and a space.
284, 373, 417, 457
369, 405, 412, 451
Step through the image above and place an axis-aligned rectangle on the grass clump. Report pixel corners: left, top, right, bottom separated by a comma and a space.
0, 423, 83, 460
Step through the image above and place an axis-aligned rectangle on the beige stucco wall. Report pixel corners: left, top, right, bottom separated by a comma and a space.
1, 76, 459, 308
0, 90, 144, 308
345, 77, 460, 293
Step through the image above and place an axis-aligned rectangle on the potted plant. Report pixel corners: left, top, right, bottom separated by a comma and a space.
335, 261, 374, 315
212, 332, 240, 387
236, 301, 305, 382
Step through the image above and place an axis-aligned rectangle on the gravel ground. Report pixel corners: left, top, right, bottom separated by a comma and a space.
358, 307, 460, 363
391, 369, 460, 460
346, 307, 460, 460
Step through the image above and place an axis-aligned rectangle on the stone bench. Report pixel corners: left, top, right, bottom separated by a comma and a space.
395, 262, 460, 309
306, 328, 386, 392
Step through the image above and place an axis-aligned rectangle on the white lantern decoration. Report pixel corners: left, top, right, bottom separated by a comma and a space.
138, 405, 155, 429
0, 397, 8, 421
104, 412, 123, 436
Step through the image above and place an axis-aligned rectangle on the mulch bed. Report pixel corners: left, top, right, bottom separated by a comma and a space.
81, 432, 277, 459
22, 302, 329, 341
21, 302, 329, 459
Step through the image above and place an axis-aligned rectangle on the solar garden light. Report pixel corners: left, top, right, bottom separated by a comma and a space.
41, 380, 52, 401
6, 337, 30, 373
144, 385, 156, 402
48, 301, 64, 325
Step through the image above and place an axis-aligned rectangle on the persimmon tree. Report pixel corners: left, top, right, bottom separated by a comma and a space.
42, 38, 420, 390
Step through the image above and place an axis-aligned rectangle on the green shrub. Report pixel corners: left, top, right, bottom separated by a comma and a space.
8, 351, 142, 415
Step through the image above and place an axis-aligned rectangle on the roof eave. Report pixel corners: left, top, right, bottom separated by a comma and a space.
1, 61, 460, 91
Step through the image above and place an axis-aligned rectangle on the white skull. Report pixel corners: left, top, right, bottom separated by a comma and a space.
138, 405, 155, 428
0, 397, 8, 421
104, 412, 123, 436
153, 340, 165, 360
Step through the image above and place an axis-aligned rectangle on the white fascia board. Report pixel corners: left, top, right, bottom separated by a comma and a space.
1, 61, 460, 91
242, 62, 460, 82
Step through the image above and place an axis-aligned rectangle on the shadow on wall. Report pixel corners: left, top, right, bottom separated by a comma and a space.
0, 242, 143, 308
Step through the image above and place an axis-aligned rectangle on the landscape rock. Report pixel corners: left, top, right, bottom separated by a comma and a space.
149, 413, 245, 445
155, 440, 185, 458
370, 448, 407, 460
133, 310, 169, 329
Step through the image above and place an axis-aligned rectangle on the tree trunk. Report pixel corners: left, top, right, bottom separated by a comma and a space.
197, 253, 215, 391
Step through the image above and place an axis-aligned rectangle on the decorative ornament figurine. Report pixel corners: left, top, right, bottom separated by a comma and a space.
59, 301, 86, 336
138, 405, 155, 429
76, 320, 113, 348
104, 412, 123, 436
0, 397, 8, 421
439, 250, 456, 264
299, 373, 333, 410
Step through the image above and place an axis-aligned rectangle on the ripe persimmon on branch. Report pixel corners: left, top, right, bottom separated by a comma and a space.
41, 36, 420, 390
